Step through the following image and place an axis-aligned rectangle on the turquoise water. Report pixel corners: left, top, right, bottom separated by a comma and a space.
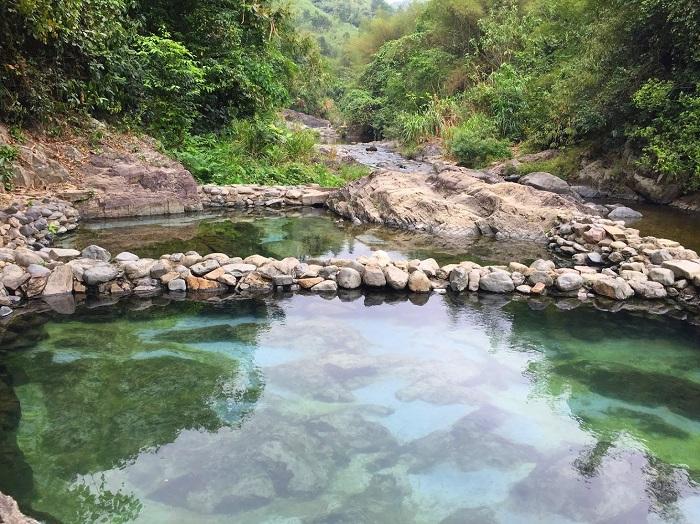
1, 295, 699, 523
57, 209, 551, 266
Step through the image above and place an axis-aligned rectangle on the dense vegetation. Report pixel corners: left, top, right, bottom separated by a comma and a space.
2, 0, 699, 191
0, 0, 364, 186
339, 0, 700, 190
288, 0, 392, 61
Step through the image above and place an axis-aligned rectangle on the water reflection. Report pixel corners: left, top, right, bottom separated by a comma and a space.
0, 295, 698, 523
57, 208, 551, 266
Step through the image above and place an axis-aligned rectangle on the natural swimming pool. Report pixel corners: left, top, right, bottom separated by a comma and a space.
0, 293, 698, 523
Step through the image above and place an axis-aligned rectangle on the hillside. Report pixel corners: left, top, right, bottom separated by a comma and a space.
287, 0, 392, 58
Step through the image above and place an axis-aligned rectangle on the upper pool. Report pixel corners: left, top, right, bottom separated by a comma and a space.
56, 208, 552, 266
0, 294, 698, 523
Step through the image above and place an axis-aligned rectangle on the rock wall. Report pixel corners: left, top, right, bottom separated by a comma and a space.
198, 185, 333, 209
1, 217, 698, 321
0, 198, 79, 249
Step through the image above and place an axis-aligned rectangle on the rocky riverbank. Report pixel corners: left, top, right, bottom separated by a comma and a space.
0, 198, 79, 249
1, 215, 698, 322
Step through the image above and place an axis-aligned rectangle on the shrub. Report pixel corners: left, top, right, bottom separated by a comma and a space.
448, 114, 511, 167
629, 80, 700, 190
0, 145, 19, 190
131, 36, 205, 146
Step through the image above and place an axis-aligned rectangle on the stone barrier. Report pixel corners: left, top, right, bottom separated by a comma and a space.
1, 215, 698, 321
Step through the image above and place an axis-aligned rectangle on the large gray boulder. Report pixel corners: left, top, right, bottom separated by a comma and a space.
363, 265, 387, 287
81, 245, 111, 262
662, 260, 700, 280
449, 266, 470, 292
607, 206, 643, 220
83, 264, 120, 285
519, 172, 572, 195
479, 271, 515, 293
556, 273, 584, 292
337, 267, 362, 289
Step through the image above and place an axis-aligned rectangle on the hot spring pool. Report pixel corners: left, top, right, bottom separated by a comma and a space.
0, 294, 698, 523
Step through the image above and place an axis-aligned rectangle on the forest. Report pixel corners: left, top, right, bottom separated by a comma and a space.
1, 0, 699, 191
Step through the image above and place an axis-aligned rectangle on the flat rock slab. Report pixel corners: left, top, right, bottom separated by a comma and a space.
327, 169, 587, 240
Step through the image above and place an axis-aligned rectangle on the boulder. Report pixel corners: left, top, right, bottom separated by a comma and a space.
363, 265, 387, 287
2, 264, 30, 290
115, 251, 139, 262
418, 258, 440, 277
408, 270, 432, 293
519, 172, 572, 195
556, 273, 584, 292
168, 278, 187, 292
311, 280, 338, 292
607, 206, 643, 220
479, 271, 515, 293
449, 266, 470, 292
337, 267, 362, 289
43, 265, 74, 296
327, 169, 587, 240
662, 260, 700, 280
223, 263, 257, 276
629, 280, 667, 299
237, 272, 274, 293
122, 259, 155, 280
185, 275, 225, 292
648, 267, 675, 286
83, 265, 120, 286
243, 255, 271, 267
190, 259, 220, 277
384, 265, 409, 290
48, 248, 81, 260
298, 277, 324, 289
530, 259, 555, 272
592, 277, 634, 300
81, 245, 111, 262
14, 248, 44, 267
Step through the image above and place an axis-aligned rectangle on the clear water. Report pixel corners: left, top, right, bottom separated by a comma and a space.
1, 295, 699, 523
56, 208, 551, 266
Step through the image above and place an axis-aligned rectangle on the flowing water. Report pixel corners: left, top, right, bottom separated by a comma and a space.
0, 294, 699, 523
56, 209, 552, 267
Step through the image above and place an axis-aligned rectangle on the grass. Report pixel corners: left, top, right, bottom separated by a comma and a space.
172, 120, 371, 188
514, 146, 587, 180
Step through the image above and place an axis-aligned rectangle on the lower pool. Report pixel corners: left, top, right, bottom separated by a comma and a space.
0, 294, 698, 523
